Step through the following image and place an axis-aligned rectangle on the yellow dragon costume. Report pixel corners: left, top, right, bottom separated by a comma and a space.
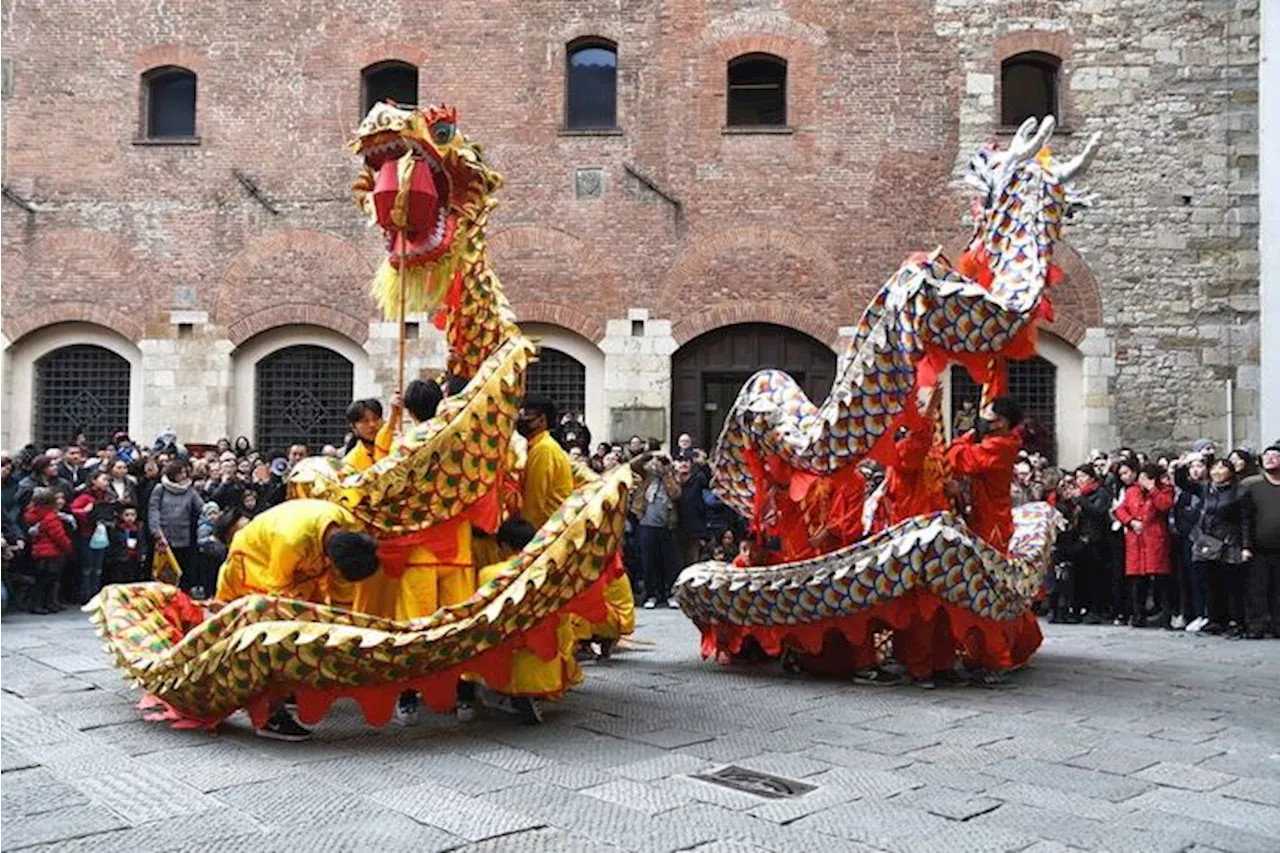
84, 102, 634, 729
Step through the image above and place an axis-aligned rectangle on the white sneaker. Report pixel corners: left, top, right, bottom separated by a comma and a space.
642, 598, 657, 610
1186, 616, 1208, 633
1170, 614, 1187, 630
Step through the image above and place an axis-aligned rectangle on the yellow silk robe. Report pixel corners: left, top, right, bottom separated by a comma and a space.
214, 499, 362, 606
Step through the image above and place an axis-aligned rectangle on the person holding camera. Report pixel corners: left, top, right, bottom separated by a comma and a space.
1174, 454, 1255, 637
634, 452, 680, 609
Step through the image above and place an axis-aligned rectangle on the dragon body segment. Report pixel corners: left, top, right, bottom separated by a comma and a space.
679, 118, 1097, 674
86, 103, 634, 725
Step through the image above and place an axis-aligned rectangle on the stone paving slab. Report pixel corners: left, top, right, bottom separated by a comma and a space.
0, 803, 127, 852
69, 769, 225, 824
5, 608, 1280, 852
15, 807, 264, 853
1, 767, 90, 820
1134, 759, 1240, 791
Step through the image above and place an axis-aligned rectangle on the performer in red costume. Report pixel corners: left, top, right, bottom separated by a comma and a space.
945, 396, 1024, 554
874, 388, 951, 531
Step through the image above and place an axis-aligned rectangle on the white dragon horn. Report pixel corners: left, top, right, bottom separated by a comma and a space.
1009, 116, 1055, 164
1058, 131, 1102, 183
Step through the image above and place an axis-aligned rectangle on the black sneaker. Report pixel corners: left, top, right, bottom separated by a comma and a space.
512, 697, 544, 725
852, 668, 904, 686
1082, 612, 1102, 625
456, 681, 478, 722
596, 639, 615, 661
257, 710, 312, 742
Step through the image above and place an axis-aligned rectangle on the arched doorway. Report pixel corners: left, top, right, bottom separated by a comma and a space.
254, 345, 354, 453
33, 344, 132, 448
671, 323, 836, 450
526, 347, 586, 419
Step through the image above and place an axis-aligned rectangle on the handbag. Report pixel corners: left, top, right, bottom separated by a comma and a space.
1192, 532, 1225, 562
89, 522, 110, 551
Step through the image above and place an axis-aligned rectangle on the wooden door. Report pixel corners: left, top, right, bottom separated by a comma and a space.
671, 323, 836, 451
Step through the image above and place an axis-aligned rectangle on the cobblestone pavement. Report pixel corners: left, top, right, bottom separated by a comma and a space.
3, 608, 1279, 852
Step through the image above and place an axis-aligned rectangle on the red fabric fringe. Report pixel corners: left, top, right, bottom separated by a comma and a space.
696, 589, 1042, 679
155, 552, 624, 730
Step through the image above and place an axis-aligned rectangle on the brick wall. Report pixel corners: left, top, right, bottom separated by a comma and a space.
0, 0, 1261, 450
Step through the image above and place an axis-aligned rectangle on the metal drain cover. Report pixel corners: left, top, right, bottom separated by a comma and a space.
691, 766, 817, 799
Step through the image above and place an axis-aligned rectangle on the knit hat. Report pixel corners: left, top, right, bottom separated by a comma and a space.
1264, 441, 1280, 455
1192, 438, 1215, 453
201, 501, 221, 519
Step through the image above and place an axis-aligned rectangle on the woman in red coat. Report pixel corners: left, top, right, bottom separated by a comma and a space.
1113, 463, 1175, 627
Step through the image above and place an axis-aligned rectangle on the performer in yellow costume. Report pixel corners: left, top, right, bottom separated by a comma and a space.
344, 385, 477, 623
342, 397, 395, 472
494, 396, 634, 705
212, 498, 380, 740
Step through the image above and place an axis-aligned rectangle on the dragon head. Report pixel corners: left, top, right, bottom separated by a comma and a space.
351, 102, 504, 317
962, 117, 1100, 295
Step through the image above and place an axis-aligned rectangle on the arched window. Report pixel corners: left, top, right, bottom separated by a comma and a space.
565, 39, 617, 129
143, 66, 197, 138
1001, 52, 1061, 127
254, 346, 354, 453
727, 53, 787, 127
33, 345, 131, 448
526, 348, 586, 419
951, 357, 1059, 462
361, 61, 419, 116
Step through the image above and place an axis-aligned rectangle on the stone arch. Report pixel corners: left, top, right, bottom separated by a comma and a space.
4, 322, 145, 449
215, 229, 374, 344
521, 322, 607, 436
226, 305, 368, 348
230, 324, 378, 446
489, 225, 622, 324
0, 229, 163, 342
672, 302, 839, 349
4, 304, 146, 345
516, 302, 604, 344
133, 44, 210, 75
1047, 241, 1103, 343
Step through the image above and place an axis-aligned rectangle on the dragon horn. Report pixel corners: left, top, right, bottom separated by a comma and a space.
1058, 132, 1102, 183
1009, 116, 1055, 164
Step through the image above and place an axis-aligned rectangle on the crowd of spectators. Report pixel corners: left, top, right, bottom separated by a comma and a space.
1, 428, 320, 612
6, 415, 1275, 646
1029, 441, 1279, 640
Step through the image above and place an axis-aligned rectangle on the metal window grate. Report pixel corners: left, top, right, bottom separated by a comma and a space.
692, 766, 816, 799
526, 347, 586, 419
950, 357, 1058, 461
255, 345, 353, 455
33, 345, 131, 449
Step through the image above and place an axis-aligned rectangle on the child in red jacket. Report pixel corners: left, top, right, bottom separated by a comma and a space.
23, 487, 74, 614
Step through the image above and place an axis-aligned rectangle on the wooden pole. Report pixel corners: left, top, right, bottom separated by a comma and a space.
396, 243, 408, 436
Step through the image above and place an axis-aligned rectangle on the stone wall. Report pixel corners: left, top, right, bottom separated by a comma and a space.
936, 0, 1262, 450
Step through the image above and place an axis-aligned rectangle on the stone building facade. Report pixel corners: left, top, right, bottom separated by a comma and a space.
0, 0, 1264, 462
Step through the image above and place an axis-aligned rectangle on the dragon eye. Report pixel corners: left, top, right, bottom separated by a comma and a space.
432, 123, 455, 145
